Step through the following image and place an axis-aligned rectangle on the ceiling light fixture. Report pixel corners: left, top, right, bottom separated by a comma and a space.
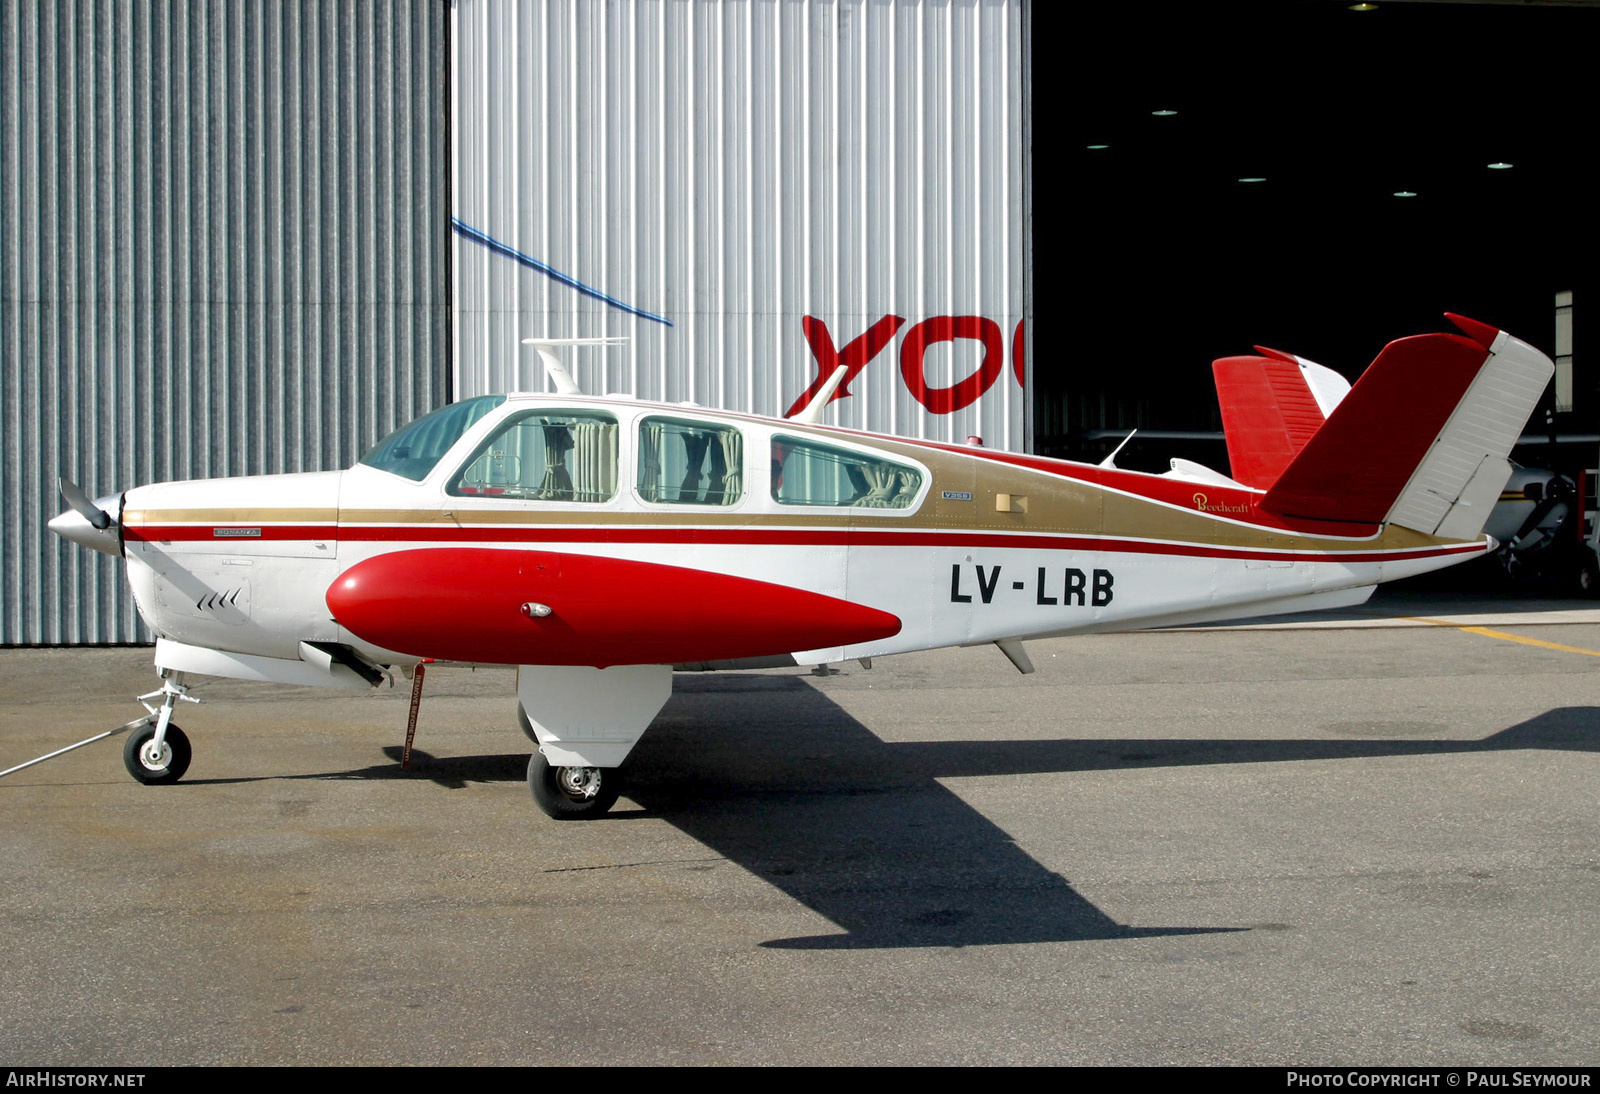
1349, 3, 1378, 11
1151, 109, 1178, 117
1393, 191, 1417, 198
1238, 177, 1267, 184
1487, 162, 1514, 170
1086, 144, 1109, 150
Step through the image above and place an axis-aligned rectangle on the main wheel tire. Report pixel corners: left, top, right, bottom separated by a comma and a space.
528, 751, 620, 820
1579, 558, 1600, 598
123, 723, 192, 785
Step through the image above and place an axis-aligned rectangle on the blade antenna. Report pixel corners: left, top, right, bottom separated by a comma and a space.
791, 366, 850, 425
520, 337, 630, 397
1098, 429, 1138, 469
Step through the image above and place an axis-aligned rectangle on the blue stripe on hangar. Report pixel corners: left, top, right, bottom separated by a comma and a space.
451, 217, 674, 327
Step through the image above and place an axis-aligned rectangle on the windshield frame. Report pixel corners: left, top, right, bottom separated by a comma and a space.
357, 396, 508, 482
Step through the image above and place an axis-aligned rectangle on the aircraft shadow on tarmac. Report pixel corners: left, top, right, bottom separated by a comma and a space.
246, 675, 1600, 950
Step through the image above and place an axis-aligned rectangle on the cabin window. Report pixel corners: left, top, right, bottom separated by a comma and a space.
359, 395, 507, 482
770, 435, 922, 509
449, 411, 619, 502
637, 418, 743, 506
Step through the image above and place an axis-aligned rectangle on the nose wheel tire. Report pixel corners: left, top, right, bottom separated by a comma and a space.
528, 750, 620, 819
123, 723, 192, 785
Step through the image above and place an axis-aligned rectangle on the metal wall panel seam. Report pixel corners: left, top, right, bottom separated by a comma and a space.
1, 0, 17, 641
72, 0, 94, 639
441, 0, 453, 410
38, 0, 58, 642
14, 0, 35, 640
113, 0, 134, 636
56, 0, 77, 641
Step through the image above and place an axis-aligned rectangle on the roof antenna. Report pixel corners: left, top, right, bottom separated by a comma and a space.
519, 337, 629, 396
1098, 429, 1138, 469
791, 366, 849, 425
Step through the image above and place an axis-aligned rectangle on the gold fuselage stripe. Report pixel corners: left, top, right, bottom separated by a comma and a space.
121, 431, 1474, 556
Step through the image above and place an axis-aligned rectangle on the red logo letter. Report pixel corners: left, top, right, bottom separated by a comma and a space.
1012, 319, 1025, 387
899, 316, 1004, 414
784, 315, 906, 418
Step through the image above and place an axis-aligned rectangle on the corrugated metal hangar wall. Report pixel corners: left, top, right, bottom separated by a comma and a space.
1, 0, 450, 644
3, 0, 1030, 646
451, 0, 1032, 448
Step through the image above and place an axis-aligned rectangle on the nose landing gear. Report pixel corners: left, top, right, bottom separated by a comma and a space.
123, 722, 192, 784
0, 669, 201, 785
125, 671, 201, 785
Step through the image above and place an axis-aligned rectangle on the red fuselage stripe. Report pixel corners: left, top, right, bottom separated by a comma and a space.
124, 523, 1483, 564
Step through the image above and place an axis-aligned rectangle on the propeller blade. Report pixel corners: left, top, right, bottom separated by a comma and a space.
59, 477, 114, 530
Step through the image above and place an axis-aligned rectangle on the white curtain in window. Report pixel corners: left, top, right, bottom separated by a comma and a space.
570, 420, 618, 501
639, 420, 667, 501
716, 428, 742, 503
853, 464, 899, 507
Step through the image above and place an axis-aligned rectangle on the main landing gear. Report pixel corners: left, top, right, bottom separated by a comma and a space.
515, 663, 672, 821
527, 750, 621, 820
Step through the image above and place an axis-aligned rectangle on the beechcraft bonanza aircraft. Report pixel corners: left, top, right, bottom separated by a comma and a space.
47, 314, 1553, 818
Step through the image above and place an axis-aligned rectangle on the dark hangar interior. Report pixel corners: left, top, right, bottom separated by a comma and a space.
1037, 0, 1600, 485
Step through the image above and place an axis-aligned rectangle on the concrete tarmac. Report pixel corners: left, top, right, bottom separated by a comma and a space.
2, 590, 1599, 1065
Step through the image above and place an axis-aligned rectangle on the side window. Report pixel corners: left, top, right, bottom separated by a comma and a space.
449, 411, 619, 502
771, 435, 923, 509
637, 418, 744, 506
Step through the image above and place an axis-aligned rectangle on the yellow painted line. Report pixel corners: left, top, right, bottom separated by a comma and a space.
1403, 616, 1600, 658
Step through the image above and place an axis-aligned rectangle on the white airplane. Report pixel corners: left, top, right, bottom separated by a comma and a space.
47, 314, 1553, 818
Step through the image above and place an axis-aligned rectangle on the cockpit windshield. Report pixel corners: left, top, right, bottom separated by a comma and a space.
358, 395, 507, 481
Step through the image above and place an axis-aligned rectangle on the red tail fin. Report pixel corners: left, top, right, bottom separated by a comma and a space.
1213, 347, 1343, 489
1257, 315, 1552, 535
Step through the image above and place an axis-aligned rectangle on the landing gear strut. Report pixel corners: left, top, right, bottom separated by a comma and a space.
528, 750, 621, 819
